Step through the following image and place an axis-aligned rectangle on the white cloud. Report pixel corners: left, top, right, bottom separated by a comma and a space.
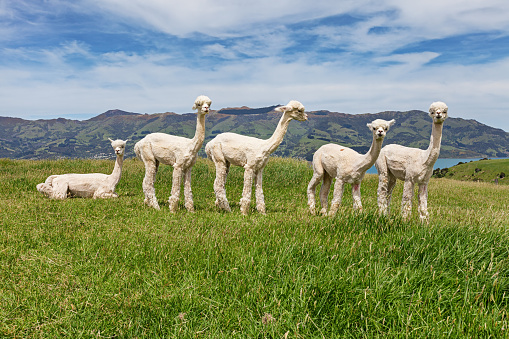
2, 40, 509, 130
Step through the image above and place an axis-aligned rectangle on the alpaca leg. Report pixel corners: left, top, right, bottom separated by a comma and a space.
183, 168, 194, 212
213, 162, 231, 212
328, 179, 344, 217
168, 167, 183, 213
352, 183, 362, 211
386, 174, 397, 215
36, 183, 53, 198
240, 168, 254, 215
417, 183, 429, 223
94, 190, 118, 199
377, 173, 389, 215
142, 161, 160, 209
254, 170, 266, 214
319, 172, 332, 215
51, 180, 69, 200
401, 180, 415, 220
307, 171, 323, 215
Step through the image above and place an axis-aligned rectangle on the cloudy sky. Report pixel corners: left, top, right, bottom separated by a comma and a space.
1, 0, 509, 131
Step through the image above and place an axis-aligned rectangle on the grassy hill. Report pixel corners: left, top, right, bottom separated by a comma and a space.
433, 158, 509, 185
1, 107, 508, 160
1, 157, 509, 337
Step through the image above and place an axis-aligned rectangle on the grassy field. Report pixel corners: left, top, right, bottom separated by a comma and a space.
1, 156, 509, 338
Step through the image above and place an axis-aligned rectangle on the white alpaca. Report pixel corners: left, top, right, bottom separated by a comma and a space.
206, 100, 308, 215
37, 138, 128, 199
376, 102, 448, 222
134, 95, 211, 212
307, 119, 395, 216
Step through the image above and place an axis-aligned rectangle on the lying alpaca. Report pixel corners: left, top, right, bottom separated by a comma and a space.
134, 95, 211, 212
206, 100, 307, 215
376, 102, 448, 222
307, 119, 395, 216
37, 138, 128, 199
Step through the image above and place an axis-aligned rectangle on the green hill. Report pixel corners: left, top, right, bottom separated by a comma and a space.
433, 158, 509, 185
1, 107, 508, 160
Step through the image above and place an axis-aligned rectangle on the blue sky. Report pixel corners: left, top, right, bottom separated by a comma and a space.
1, 0, 509, 131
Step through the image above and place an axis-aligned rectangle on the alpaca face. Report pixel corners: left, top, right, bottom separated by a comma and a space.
109, 139, 127, 156
193, 95, 212, 114
367, 119, 396, 140
275, 100, 308, 121
429, 101, 448, 124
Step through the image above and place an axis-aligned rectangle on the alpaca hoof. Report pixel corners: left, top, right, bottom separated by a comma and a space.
215, 199, 231, 212
240, 202, 250, 215
308, 205, 316, 215
144, 198, 160, 210
256, 204, 266, 215
168, 196, 179, 212
319, 208, 327, 216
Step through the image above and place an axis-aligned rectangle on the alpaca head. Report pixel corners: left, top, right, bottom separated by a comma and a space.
366, 119, 396, 140
275, 100, 307, 121
108, 138, 128, 156
193, 95, 212, 114
429, 101, 448, 124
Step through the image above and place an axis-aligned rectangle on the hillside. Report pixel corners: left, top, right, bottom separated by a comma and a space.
433, 158, 509, 185
0, 107, 508, 160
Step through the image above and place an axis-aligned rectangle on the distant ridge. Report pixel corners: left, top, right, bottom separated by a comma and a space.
217, 105, 280, 115
0, 106, 507, 160
88, 109, 141, 121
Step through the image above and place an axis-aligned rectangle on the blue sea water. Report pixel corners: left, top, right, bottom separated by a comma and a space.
366, 158, 504, 174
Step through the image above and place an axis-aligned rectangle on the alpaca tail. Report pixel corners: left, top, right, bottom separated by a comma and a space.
205, 142, 212, 160
134, 140, 142, 160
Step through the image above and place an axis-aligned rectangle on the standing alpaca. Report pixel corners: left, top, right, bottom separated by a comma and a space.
206, 100, 307, 215
376, 102, 448, 222
134, 95, 211, 212
307, 119, 395, 216
37, 138, 128, 199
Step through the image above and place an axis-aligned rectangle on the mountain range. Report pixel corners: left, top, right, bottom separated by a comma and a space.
1, 106, 508, 161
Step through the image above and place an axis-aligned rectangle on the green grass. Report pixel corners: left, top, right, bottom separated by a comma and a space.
438, 158, 509, 185
1, 157, 509, 338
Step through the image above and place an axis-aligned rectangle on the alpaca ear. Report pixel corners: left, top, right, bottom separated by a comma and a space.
389, 119, 396, 127
192, 103, 198, 110
366, 123, 373, 129
108, 138, 114, 142
275, 105, 288, 112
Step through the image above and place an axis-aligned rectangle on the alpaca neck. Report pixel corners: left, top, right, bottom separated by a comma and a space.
109, 155, 124, 184
358, 134, 384, 172
264, 113, 292, 154
424, 122, 443, 167
190, 113, 206, 154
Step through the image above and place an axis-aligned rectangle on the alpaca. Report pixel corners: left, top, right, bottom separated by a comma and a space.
36, 138, 128, 199
307, 119, 395, 216
375, 102, 448, 222
206, 100, 307, 215
134, 95, 211, 212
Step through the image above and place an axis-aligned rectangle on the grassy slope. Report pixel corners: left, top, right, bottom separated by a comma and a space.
1, 157, 509, 338
438, 158, 509, 185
